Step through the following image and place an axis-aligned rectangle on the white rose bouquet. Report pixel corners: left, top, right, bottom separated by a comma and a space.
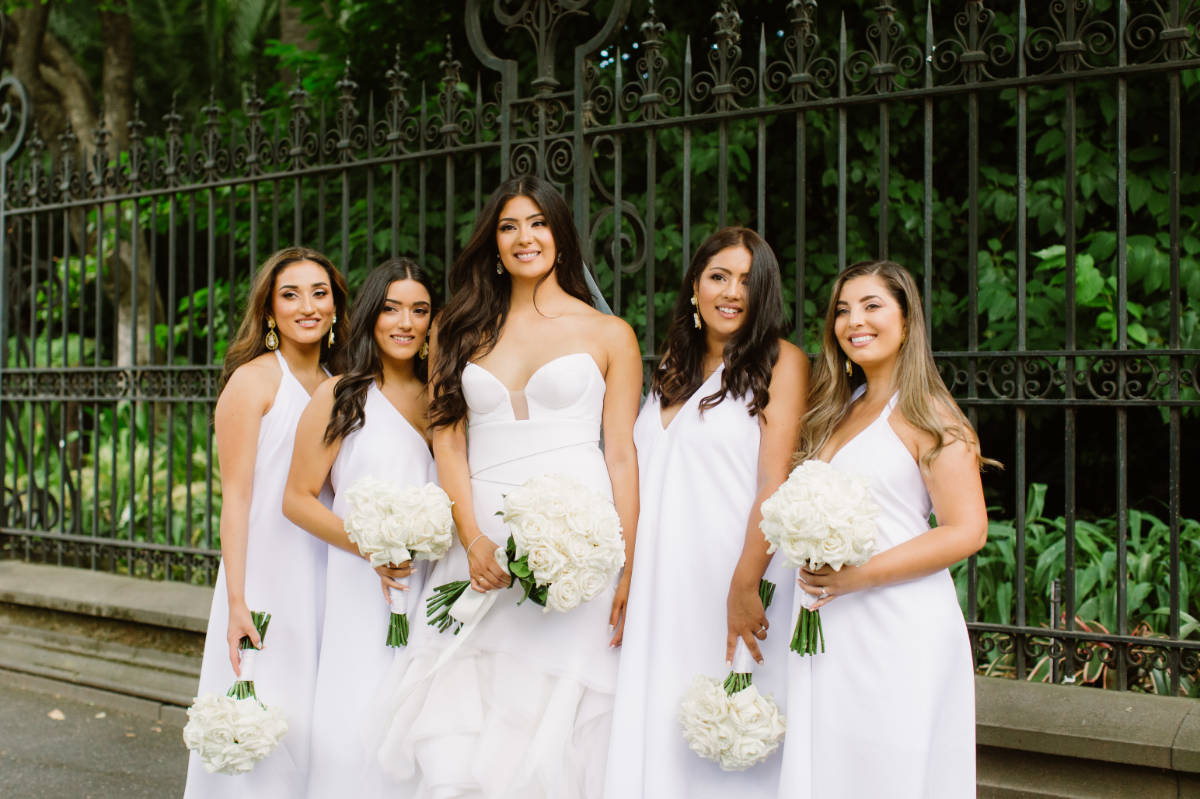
678, 582, 786, 771
427, 474, 625, 632
183, 611, 288, 775
343, 476, 455, 646
758, 459, 880, 655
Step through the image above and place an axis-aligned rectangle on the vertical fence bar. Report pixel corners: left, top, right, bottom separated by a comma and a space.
1166, 10, 1183, 692
837, 16, 847, 272
682, 39, 693, 273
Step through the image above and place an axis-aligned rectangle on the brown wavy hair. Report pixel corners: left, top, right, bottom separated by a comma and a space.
219, 246, 350, 391
797, 260, 1000, 470
324, 258, 436, 444
651, 227, 783, 416
428, 175, 592, 429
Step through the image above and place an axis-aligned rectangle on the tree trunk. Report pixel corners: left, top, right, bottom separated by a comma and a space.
278, 0, 317, 86
3, 5, 162, 367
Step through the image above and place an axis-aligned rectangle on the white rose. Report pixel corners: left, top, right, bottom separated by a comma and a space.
547, 573, 584, 612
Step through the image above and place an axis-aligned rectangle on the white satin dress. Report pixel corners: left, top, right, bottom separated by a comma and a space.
776, 390, 976, 798
306, 382, 436, 797
605, 365, 794, 799
185, 350, 327, 799
374, 352, 619, 799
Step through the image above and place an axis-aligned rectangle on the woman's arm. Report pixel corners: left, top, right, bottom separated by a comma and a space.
213, 361, 276, 675
429, 330, 511, 593
283, 377, 413, 597
725, 341, 809, 664
799, 405, 988, 605
600, 316, 643, 647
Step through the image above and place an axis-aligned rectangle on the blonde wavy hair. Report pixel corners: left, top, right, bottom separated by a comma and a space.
797, 260, 999, 471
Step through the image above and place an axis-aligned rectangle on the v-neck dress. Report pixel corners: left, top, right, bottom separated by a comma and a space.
374, 352, 620, 799
776, 390, 976, 798
306, 382, 436, 797
185, 350, 328, 798
603, 366, 795, 798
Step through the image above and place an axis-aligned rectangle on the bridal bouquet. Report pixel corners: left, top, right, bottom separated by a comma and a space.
183, 611, 289, 775
758, 459, 879, 655
344, 477, 456, 646
678, 580, 786, 771
427, 473, 624, 632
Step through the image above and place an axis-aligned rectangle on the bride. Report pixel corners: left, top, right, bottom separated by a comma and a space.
374, 174, 642, 798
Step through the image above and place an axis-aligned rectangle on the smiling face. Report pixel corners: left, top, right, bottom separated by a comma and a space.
270, 260, 337, 347
373, 279, 433, 363
834, 274, 907, 371
495, 194, 558, 280
693, 245, 752, 345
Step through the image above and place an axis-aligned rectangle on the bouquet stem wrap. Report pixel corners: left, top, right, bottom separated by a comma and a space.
790, 590, 825, 656
227, 611, 272, 700
386, 586, 410, 648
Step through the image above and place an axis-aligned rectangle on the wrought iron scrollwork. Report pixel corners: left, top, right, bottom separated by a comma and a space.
373, 46, 420, 155
1126, 0, 1200, 63
1025, 0, 1117, 73
619, 2, 682, 121
765, 0, 836, 103
324, 60, 368, 163
689, 1, 756, 111
844, 2, 923, 94
933, 0, 1015, 83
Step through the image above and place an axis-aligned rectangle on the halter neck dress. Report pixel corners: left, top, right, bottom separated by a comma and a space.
305, 382, 436, 797
604, 366, 795, 798
185, 350, 327, 798
776, 389, 976, 798
374, 352, 620, 799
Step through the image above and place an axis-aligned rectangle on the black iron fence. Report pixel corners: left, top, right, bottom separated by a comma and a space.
1, 0, 1197, 693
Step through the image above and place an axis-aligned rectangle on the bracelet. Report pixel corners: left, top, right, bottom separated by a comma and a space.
465, 533, 486, 556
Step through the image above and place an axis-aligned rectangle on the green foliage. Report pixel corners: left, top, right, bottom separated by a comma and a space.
953, 483, 1200, 695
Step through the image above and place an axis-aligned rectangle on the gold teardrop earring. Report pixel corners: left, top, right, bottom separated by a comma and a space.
418, 340, 429, 360
691, 295, 701, 330
845, 358, 853, 377
496, 254, 503, 275
264, 317, 279, 351
328, 314, 337, 347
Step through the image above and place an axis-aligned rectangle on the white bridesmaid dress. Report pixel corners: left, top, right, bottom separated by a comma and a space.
373, 352, 619, 799
185, 350, 327, 798
306, 382, 436, 798
604, 365, 795, 799
777, 390, 976, 798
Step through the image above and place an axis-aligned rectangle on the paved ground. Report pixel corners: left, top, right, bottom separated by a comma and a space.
0, 679, 186, 799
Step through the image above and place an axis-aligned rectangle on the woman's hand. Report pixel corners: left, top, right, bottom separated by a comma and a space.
226, 600, 261, 676
798, 563, 873, 610
467, 535, 511, 592
374, 562, 413, 603
608, 572, 632, 647
726, 578, 769, 664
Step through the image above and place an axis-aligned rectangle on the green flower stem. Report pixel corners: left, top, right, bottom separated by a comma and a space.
426, 580, 470, 633
790, 607, 825, 656
723, 671, 753, 695
387, 611, 410, 647
238, 610, 271, 650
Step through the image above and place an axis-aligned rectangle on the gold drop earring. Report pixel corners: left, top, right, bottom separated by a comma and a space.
264, 317, 279, 351
496, 254, 503, 275
328, 314, 337, 347
418, 340, 429, 360
691, 295, 701, 329
845, 358, 853, 377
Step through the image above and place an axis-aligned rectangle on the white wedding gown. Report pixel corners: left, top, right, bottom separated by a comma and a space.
777, 390, 976, 798
605, 365, 794, 799
306, 382, 436, 797
185, 350, 327, 798
374, 352, 619, 799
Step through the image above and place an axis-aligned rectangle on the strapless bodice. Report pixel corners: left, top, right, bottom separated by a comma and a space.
462, 352, 604, 426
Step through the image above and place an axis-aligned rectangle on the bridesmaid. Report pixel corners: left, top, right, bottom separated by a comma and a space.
282, 258, 436, 797
185, 247, 349, 798
605, 227, 808, 799
777, 260, 992, 798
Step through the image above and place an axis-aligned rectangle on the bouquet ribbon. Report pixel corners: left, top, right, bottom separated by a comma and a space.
730, 637, 756, 675
237, 647, 259, 681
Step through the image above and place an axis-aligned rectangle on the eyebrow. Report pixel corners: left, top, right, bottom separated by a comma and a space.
383, 298, 431, 305
497, 213, 546, 224
837, 294, 882, 304
277, 281, 330, 291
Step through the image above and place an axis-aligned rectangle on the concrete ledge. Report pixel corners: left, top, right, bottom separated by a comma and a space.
976, 675, 1200, 774
0, 561, 213, 633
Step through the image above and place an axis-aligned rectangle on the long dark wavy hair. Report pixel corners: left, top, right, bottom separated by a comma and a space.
429, 175, 593, 429
324, 258, 436, 445
652, 227, 783, 416
220, 246, 350, 391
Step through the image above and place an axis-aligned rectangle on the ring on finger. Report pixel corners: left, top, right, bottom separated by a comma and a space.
818, 589, 830, 600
